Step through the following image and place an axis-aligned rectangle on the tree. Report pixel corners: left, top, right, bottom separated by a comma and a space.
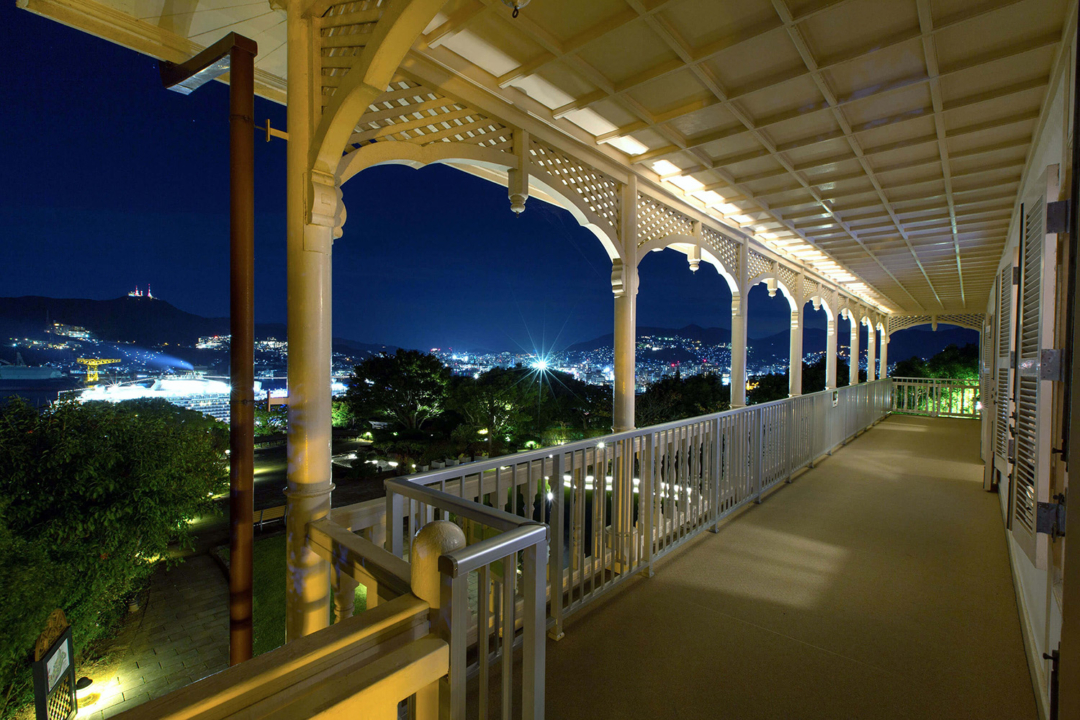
449, 368, 530, 454
345, 350, 451, 431
636, 371, 729, 426
254, 405, 288, 436
331, 399, 355, 429
0, 398, 227, 709
891, 343, 979, 380
747, 372, 789, 405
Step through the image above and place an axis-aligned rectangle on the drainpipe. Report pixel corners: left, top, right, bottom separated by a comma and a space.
160, 32, 258, 666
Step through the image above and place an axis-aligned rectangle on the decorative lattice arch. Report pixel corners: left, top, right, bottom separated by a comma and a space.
887, 313, 985, 334
747, 250, 771, 280
701, 226, 740, 278
636, 194, 694, 246
802, 276, 819, 301
318, 0, 384, 115
343, 79, 512, 154
530, 140, 621, 231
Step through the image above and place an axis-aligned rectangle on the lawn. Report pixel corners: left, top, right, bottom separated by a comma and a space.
218, 534, 367, 656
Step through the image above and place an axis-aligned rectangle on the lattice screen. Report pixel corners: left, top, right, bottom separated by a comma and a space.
530, 141, 620, 230
701, 226, 739, 276
343, 80, 512, 154
937, 314, 985, 330
747, 250, 771, 280
887, 313, 984, 334
319, 1, 384, 112
777, 265, 798, 299
636, 194, 694, 246
802, 276, 818, 301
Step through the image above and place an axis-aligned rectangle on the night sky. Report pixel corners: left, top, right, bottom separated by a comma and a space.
1, 4, 839, 352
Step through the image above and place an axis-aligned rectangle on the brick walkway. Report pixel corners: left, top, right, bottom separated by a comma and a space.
85, 555, 230, 719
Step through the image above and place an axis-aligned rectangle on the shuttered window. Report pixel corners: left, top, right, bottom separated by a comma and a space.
995, 265, 1012, 461
1010, 165, 1059, 568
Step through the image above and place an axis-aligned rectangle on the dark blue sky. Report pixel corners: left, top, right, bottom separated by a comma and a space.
0, 3, 836, 352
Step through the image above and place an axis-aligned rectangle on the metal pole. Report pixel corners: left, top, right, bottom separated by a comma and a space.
228, 43, 256, 666
160, 31, 259, 667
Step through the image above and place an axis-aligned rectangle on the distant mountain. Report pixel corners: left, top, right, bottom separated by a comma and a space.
0, 296, 395, 356
566, 323, 978, 366
886, 327, 978, 363
567, 324, 731, 352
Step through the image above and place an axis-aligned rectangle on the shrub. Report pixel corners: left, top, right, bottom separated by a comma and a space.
0, 398, 227, 709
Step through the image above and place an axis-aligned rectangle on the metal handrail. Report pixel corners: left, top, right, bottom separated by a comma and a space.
438, 523, 548, 577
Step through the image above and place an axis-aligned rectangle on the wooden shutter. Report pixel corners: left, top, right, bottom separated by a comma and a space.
995, 265, 1013, 464
1010, 165, 1059, 568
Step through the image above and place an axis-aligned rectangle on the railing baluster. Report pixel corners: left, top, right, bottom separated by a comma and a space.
479, 563, 490, 720
549, 453, 564, 639
501, 551, 514, 720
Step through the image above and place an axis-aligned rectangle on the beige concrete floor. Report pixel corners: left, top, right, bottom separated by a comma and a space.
542, 415, 1035, 720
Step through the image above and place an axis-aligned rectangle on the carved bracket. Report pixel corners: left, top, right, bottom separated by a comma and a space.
308, 169, 346, 238
508, 130, 529, 215
611, 259, 637, 298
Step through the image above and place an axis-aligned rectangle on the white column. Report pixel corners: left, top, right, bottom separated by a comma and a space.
285, 1, 333, 641
789, 309, 802, 396
867, 322, 877, 381
826, 317, 837, 390
731, 294, 747, 407
612, 262, 637, 432
880, 333, 889, 378
849, 312, 860, 386
612, 176, 638, 432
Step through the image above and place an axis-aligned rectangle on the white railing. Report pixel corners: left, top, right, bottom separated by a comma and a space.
890, 376, 980, 419
376, 378, 892, 643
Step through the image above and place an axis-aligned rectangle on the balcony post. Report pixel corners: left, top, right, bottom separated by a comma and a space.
879, 331, 889, 378
789, 289, 803, 395
613, 175, 638, 432
867, 321, 877, 381
731, 296, 747, 407
731, 243, 748, 407
826, 317, 837, 391
284, 0, 338, 641
849, 311, 860, 386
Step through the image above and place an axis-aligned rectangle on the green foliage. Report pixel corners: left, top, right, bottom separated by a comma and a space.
0, 398, 227, 706
254, 405, 288, 437
636, 371, 729, 426
448, 368, 530, 455
891, 343, 979, 380
345, 350, 451, 431
331, 400, 356, 429
800, 357, 853, 394
747, 372, 789, 405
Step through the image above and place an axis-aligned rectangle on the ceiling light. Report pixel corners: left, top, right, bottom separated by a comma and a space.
606, 135, 648, 155
668, 175, 704, 192
692, 190, 726, 206
650, 159, 681, 176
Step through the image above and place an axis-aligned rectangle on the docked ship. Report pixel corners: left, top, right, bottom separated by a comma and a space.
0, 354, 77, 407
0, 353, 64, 382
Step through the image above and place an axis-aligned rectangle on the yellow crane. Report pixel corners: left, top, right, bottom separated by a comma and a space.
77, 358, 120, 383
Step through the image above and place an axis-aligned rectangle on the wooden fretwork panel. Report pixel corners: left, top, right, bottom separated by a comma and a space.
1010, 165, 1059, 568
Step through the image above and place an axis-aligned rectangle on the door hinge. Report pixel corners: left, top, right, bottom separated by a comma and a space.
1047, 200, 1070, 234
1013, 266, 1021, 285
1037, 494, 1067, 539
1041, 349, 1064, 381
